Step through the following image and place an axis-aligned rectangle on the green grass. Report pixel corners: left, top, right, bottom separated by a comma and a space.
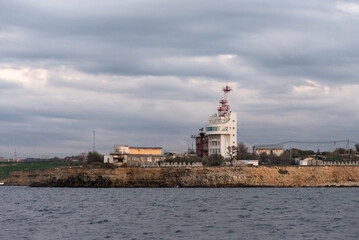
0, 161, 81, 179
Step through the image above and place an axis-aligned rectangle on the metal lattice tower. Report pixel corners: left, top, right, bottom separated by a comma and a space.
217, 85, 232, 117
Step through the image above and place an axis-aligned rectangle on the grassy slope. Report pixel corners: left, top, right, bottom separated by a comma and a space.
0, 162, 81, 179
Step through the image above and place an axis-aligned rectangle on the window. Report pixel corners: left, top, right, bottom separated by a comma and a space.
233, 134, 235, 137
233, 127, 235, 129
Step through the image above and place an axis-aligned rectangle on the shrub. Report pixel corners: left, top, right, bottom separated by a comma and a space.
87, 151, 104, 164
203, 154, 224, 166
86, 162, 116, 169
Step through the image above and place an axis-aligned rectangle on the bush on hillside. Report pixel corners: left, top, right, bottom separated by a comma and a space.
203, 154, 225, 166
87, 151, 104, 164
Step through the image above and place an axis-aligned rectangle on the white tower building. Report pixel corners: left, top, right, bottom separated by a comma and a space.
206, 85, 237, 158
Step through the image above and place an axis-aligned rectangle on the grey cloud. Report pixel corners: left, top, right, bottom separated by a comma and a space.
1, 0, 359, 156
0, 79, 21, 91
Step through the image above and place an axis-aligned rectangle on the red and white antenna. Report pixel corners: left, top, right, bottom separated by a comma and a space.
217, 85, 232, 117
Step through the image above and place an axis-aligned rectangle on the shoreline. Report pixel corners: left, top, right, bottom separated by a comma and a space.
4, 165, 359, 188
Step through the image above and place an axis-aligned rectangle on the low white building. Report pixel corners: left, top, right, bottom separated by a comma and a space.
240, 160, 259, 166
299, 157, 316, 166
228, 160, 259, 166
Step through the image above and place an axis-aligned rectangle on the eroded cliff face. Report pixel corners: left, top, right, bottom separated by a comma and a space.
4, 166, 359, 187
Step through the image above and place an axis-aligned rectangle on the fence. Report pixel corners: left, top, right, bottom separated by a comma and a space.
126, 160, 203, 168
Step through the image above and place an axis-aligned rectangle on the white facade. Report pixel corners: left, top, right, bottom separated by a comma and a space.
299, 157, 314, 166
240, 160, 259, 166
114, 145, 130, 154
104, 155, 114, 163
206, 111, 237, 158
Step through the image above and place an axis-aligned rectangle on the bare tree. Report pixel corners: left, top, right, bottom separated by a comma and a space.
227, 146, 237, 162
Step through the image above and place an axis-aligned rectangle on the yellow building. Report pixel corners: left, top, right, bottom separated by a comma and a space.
105, 145, 165, 166
253, 144, 284, 156
129, 147, 162, 155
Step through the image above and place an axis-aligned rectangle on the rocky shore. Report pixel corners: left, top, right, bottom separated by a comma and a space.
4, 165, 359, 187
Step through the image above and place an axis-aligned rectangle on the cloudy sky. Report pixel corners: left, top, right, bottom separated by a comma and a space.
1, 0, 359, 157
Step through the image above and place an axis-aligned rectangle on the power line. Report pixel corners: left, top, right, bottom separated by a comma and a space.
265, 139, 358, 145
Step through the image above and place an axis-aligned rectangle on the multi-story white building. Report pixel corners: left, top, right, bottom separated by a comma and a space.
205, 85, 237, 158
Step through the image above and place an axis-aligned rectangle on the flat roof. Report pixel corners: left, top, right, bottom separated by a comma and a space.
129, 147, 162, 149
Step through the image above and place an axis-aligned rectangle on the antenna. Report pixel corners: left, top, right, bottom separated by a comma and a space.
93, 130, 96, 152
217, 85, 232, 117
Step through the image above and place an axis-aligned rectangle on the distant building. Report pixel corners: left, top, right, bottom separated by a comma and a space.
64, 156, 80, 162
194, 85, 237, 159
298, 157, 325, 166
228, 160, 259, 166
253, 144, 284, 156
104, 145, 166, 166
193, 130, 208, 157
299, 157, 314, 166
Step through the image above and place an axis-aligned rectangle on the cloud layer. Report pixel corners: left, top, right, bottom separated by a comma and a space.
1, 1, 359, 157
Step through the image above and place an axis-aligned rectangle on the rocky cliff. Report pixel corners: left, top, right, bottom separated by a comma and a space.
4, 166, 359, 187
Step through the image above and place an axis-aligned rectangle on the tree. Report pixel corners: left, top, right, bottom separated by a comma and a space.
87, 151, 104, 164
290, 148, 315, 158
49, 156, 61, 162
269, 152, 292, 165
227, 146, 237, 162
333, 148, 346, 155
259, 152, 269, 165
236, 142, 255, 160
203, 153, 224, 166
355, 144, 359, 153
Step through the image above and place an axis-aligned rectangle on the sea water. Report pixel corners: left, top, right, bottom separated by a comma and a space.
1, 187, 359, 240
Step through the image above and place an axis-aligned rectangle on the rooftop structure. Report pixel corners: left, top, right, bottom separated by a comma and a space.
114, 145, 162, 155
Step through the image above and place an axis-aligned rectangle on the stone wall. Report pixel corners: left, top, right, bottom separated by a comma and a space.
126, 161, 203, 168
304, 160, 359, 166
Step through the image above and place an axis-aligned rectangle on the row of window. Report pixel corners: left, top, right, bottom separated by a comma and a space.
206, 126, 236, 131
210, 141, 220, 146
209, 149, 220, 154
210, 139, 235, 146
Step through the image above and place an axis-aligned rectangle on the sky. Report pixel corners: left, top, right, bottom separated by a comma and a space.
1, 0, 359, 157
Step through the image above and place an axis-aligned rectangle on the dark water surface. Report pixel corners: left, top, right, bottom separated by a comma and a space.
1, 187, 359, 240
